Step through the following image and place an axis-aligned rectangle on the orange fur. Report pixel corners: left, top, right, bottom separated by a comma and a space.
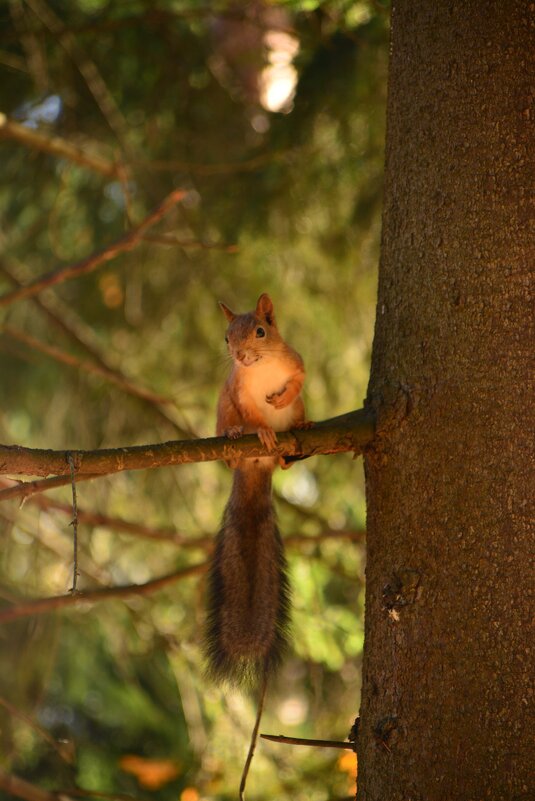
216, 293, 306, 465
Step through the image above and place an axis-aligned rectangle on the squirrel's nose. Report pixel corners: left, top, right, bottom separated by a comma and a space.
237, 350, 245, 361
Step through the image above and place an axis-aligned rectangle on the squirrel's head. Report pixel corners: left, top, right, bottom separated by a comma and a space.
219, 293, 281, 367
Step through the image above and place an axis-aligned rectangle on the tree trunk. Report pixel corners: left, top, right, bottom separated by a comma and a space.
358, 2, 533, 799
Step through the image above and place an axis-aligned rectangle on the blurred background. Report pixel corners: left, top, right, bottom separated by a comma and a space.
0, 1, 388, 799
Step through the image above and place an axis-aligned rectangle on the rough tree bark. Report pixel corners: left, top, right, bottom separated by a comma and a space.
358, 2, 533, 799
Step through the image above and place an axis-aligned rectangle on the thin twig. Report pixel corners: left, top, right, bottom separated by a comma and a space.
260, 734, 355, 750
0, 188, 186, 308
24, 0, 130, 151
2, 7, 297, 41
285, 529, 365, 546
60, 789, 145, 801
67, 453, 78, 593
239, 672, 268, 801
0, 485, 212, 545
0, 473, 100, 503
0, 768, 76, 801
141, 233, 238, 252
1, 479, 365, 550
1, 775, 148, 801
9, 0, 48, 92
2, 325, 172, 406
0, 696, 73, 764
142, 149, 293, 175
370, 0, 390, 16
0, 260, 192, 435
0, 506, 111, 586
0, 561, 207, 625
0, 49, 27, 72
2, 481, 366, 546
0, 112, 119, 178
116, 160, 135, 226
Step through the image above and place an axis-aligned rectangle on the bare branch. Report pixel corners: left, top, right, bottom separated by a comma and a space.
0, 50, 27, 73
1, 480, 365, 548
0, 262, 192, 435
0, 473, 100, 503
24, 0, 130, 150
0, 768, 76, 801
0, 410, 375, 485
239, 673, 268, 801
67, 453, 79, 593
0, 532, 363, 627
2, 325, 172, 406
58, 790, 144, 801
143, 149, 292, 175
0, 188, 186, 308
2, 7, 297, 42
0, 505, 112, 586
0, 696, 73, 764
141, 233, 238, 252
0, 562, 207, 625
285, 529, 365, 547
260, 733, 355, 750
9, 0, 48, 92
0, 480, 211, 544
0, 112, 119, 178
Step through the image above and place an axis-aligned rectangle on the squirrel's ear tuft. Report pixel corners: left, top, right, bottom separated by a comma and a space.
219, 301, 236, 322
256, 293, 276, 326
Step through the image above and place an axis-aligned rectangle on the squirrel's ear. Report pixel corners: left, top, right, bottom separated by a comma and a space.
219, 301, 236, 322
256, 293, 276, 326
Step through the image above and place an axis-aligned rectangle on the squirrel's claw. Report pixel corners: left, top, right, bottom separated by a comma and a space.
293, 420, 314, 430
257, 426, 278, 452
266, 390, 289, 409
225, 425, 244, 439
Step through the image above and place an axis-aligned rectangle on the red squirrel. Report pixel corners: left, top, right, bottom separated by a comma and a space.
204, 292, 308, 686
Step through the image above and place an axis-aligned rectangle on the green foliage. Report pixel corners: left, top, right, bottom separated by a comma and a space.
0, 1, 387, 798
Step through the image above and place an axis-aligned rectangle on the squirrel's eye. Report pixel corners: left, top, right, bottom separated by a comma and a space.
256, 327, 265, 338
225, 335, 229, 344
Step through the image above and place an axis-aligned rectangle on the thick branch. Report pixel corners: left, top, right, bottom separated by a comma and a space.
0, 188, 186, 308
0, 409, 375, 482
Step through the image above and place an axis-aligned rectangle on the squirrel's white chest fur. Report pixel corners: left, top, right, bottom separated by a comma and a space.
241, 358, 297, 430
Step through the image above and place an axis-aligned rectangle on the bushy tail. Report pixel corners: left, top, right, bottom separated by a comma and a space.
204, 465, 290, 687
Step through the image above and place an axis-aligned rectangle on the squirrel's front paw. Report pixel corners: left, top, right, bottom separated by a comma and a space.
293, 420, 314, 430
225, 425, 244, 439
257, 426, 278, 452
266, 390, 289, 409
